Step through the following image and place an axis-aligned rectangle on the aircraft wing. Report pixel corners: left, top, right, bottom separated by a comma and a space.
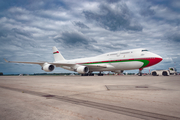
49, 62, 75, 67
4, 58, 45, 65
4, 58, 75, 67
4, 58, 107, 68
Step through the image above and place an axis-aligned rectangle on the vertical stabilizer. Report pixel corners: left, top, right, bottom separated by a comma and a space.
52, 46, 65, 61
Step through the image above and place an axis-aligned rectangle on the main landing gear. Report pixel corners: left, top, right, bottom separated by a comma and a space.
138, 68, 143, 76
98, 71, 103, 76
81, 71, 104, 76
81, 71, 94, 76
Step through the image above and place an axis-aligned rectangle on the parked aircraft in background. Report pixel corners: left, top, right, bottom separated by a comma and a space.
4, 46, 163, 76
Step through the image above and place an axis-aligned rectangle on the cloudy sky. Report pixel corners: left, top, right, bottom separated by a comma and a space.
0, 0, 180, 74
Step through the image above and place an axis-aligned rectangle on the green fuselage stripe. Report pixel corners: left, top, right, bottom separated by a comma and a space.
82, 59, 149, 68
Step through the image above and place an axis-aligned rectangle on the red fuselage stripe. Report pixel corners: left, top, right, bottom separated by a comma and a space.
78, 57, 162, 68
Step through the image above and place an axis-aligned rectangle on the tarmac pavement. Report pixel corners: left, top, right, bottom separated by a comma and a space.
0, 75, 180, 120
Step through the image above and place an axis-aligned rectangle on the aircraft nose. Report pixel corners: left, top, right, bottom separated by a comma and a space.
156, 55, 163, 63
144, 53, 163, 68
156, 56, 163, 63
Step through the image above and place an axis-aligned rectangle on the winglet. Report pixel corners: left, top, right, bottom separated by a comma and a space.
4, 58, 9, 63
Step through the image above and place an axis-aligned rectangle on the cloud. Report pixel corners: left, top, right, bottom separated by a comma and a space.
150, 0, 180, 12
140, 6, 155, 17
141, 0, 180, 24
166, 33, 180, 42
101, 42, 128, 51
54, 31, 95, 45
0, 0, 180, 74
106, 0, 121, 3
12, 28, 31, 37
53, 31, 102, 53
0, 0, 69, 11
163, 57, 173, 63
83, 2, 142, 31
0, 31, 7, 37
73, 21, 90, 29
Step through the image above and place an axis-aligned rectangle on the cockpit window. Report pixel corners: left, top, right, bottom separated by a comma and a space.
142, 50, 148, 52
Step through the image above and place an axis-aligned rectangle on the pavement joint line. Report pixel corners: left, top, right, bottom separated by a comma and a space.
65, 90, 105, 97
105, 85, 109, 90
0, 85, 180, 120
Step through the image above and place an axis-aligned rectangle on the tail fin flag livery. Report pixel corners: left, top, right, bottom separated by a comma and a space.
4, 46, 163, 76
52, 46, 65, 62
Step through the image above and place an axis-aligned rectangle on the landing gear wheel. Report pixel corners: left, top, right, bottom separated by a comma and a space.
81, 71, 94, 76
98, 74, 103, 76
138, 73, 142, 76
81, 73, 88, 76
98, 72, 103, 76
89, 73, 94, 76
88, 71, 94, 76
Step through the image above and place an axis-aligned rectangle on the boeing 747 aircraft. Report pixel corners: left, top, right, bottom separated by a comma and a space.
4, 46, 163, 76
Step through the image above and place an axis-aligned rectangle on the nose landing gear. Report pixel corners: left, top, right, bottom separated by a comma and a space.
138, 68, 143, 76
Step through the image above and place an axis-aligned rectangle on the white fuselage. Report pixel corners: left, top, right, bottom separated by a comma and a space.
58, 48, 162, 72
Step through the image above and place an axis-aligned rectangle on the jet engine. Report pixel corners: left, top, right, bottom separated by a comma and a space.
76, 66, 89, 74
42, 63, 55, 72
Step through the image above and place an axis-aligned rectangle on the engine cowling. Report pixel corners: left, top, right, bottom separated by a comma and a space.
76, 66, 89, 74
42, 63, 55, 72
